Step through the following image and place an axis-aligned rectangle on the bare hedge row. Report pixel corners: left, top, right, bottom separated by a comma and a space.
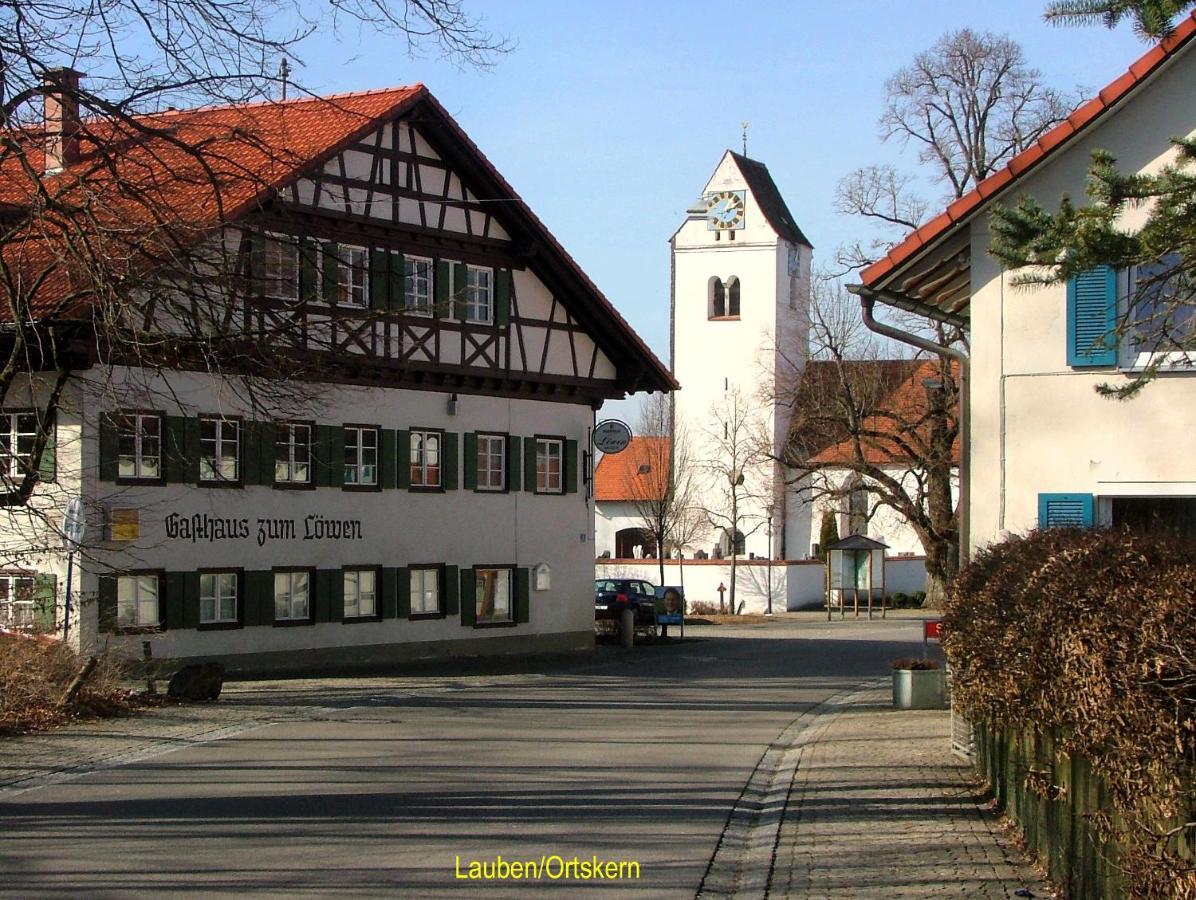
943, 527, 1196, 899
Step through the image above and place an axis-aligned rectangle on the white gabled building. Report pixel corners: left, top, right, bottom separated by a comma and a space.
856, 15, 1196, 547
0, 81, 673, 671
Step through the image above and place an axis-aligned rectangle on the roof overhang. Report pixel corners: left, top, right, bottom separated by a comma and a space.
853, 12, 1196, 327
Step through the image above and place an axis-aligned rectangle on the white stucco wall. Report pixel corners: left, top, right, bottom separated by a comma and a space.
966, 46, 1196, 547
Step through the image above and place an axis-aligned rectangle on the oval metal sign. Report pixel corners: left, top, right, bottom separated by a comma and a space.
593, 419, 632, 454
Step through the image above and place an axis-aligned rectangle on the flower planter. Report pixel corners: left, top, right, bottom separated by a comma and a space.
892, 667, 947, 709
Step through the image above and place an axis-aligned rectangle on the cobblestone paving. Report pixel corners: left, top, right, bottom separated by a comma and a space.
774, 685, 1049, 899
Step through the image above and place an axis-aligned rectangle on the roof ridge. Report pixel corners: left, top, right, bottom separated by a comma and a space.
132, 84, 426, 122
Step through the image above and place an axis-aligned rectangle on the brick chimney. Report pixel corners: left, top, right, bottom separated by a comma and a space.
43, 67, 83, 173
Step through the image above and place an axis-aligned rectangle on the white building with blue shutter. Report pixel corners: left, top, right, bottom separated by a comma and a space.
855, 16, 1196, 546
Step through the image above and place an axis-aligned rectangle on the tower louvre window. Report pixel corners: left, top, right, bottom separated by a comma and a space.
728, 277, 740, 316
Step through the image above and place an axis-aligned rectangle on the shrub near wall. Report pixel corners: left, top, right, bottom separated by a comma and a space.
944, 528, 1196, 900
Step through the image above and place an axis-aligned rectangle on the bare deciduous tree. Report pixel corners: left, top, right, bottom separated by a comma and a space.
782, 281, 960, 606
698, 386, 768, 615
835, 29, 1075, 272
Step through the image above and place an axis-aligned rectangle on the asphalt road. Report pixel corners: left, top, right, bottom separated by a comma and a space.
0, 615, 931, 898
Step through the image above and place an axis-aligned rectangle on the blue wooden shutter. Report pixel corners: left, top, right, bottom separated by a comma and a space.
1067, 266, 1117, 367
1038, 493, 1095, 528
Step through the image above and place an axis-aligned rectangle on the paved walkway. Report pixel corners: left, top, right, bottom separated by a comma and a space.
772, 685, 1047, 899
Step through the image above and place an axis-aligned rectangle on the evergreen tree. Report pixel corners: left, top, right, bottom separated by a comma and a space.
818, 511, 840, 559
1044, 0, 1195, 39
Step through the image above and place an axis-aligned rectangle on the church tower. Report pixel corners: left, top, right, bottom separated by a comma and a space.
670, 151, 812, 560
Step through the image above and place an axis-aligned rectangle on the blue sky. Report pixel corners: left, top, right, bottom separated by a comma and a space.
292, 1, 1149, 418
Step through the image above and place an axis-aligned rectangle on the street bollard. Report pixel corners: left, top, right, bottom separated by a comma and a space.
620, 607, 634, 648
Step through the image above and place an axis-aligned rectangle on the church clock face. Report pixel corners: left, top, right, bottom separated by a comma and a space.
704, 190, 746, 231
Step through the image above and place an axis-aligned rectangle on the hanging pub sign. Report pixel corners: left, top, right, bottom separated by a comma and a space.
593, 419, 632, 454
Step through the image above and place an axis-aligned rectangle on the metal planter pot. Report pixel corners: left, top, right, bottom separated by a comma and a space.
892, 668, 947, 709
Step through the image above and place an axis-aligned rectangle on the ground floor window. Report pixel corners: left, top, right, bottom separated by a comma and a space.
0, 574, 34, 628
475, 567, 512, 623
117, 573, 160, 628
200, 571, 239, 625
274, 569, 311, 621
1111, 496, 1196, 537
343, 568, 377, 618
410, 566, 441, 616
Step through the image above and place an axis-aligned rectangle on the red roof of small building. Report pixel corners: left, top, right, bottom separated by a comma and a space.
593, 437, 671, 501
860, 12, 1196, 290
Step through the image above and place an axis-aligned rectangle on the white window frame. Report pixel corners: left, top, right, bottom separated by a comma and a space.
463, 266, 493, 324
199, 571, 239, 625
0, 411, 38, 480
117, 573, 159, 628
344, 426, 379, 487
343, 568, 378, 619
275, 422, 312, 485
535, 438, 563, 494
199, 416, 240, 484
409, 566, 441, 616
404, 256, 434, 316
476, 433, 506, 491
1118, 256, 1196, 371
410, 429, 441, 488
475, 567, 512, 623
273, 569, 311, 621
335, 244, 369, 308
118, 412, 163, 481
0, 574, 35, 629
263, 232, 299, 302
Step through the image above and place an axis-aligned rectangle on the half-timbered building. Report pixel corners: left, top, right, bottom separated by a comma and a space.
0, 77, 672, 672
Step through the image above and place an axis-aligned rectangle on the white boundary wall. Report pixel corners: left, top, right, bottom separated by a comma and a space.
595, 556, 927, 613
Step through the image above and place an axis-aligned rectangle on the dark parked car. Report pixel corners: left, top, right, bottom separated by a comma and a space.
594, 578, 658, 637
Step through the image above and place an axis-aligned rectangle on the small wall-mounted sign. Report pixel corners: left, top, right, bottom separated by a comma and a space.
533, 562, 551, 592
108, 507, 140, 542
593, 419, 632, 454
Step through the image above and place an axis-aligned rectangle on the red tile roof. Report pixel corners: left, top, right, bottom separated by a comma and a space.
593, 437, 670, 501
860, 12, 1196, 290
791, 360, 960, 467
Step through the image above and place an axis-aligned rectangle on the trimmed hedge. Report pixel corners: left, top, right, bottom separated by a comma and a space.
944, 528, 1196, 899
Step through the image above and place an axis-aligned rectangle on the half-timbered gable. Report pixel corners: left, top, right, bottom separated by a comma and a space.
0, 80, 671, 671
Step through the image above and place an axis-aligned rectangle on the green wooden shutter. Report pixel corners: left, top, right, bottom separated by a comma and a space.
459, 568, 476, 626
153, 573, 166, 627
397, 567, 411, 618
311, 569, 331, 622
98, 413, 119, 482
524, 437, 538, 493
330, 569, 346, 622
453, 262, 469, 319
242, 420, 275, 486
507, 436, 521, 492
442, 431, 458, 490
183, 572, 201, 629
32, 573, 56, 631
245, 570, 273, 626
164, 572, 186, 630
299, 237, 319, 302
97, 575, 117, 633
37, 412, 56, 483
248, 231, 265, 294
396, 430, 411, 489
444, 565, 459, 616
322, 242, 340, 303
390, 252, 405, 311
463, 432, 478, 490
164, 416, 191, 484
1067, 266, 1117, 367
1038, 493, 1095, 528
369, 248, 389, 311
515, 567, 530, 624
565, 439, 578, 494
495, 269, 511, 326
380, 428, 397, 489
433, 259, 449, 318
381, 567, 399, 618
313, 425, 344, 488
